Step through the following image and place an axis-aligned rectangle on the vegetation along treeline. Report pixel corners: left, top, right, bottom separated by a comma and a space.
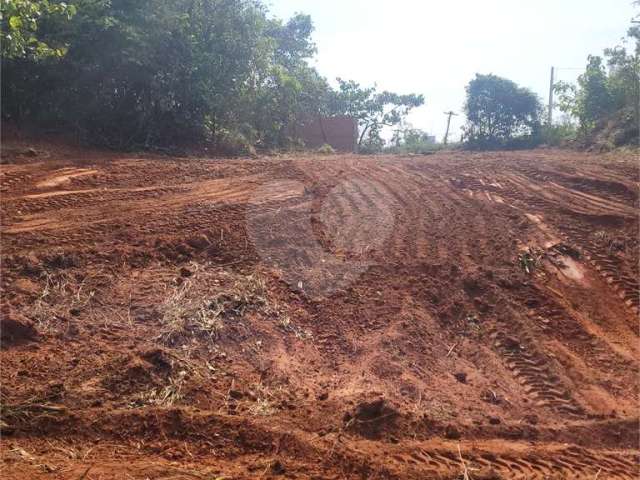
1, 0, 424, 152
1, 1, 638, 152
462, 5, 639, 150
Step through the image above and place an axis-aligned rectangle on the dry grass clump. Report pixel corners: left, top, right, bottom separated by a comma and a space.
137, 370, 187, 407
278, 314, 313, 340
245, 383, 283, 416
0, 389, 67, 433
517, 247, 543, 274
24, 269, 108, 335
157, 266, 268, 346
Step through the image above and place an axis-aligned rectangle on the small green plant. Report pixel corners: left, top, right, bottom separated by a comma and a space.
317, 143, 336, 155
518, 247, 542, 274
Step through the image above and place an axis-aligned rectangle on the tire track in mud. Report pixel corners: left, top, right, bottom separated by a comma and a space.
502, 172, 636, 219
451, 164, 638, 316
356, 164, 420, 260
559, 223, 639, 314
383, 162, 457, 261
516, 166, 639, 208
2, 151, 639, 479
354, 161, 456, 263
491, 322, 585, 416
0, 168, 39, 193
522, 286, 636, 380
588, 251, 639, 312
384, 444, 639, 479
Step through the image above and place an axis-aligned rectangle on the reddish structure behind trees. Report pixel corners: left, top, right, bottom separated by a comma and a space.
294, 116, 358, 152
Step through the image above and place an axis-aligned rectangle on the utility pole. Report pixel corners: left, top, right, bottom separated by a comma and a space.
443, 111, 457, 145
548, 66, 555, 125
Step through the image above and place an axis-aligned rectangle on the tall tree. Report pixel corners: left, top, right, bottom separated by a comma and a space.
463, 73, 541, 149
329, 78, 424, 148
1, 0, 76, 59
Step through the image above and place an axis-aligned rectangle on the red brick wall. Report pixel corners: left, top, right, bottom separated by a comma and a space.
294, 116, 357, 152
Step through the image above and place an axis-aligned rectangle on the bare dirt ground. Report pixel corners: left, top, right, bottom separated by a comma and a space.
1, 139, 639, 479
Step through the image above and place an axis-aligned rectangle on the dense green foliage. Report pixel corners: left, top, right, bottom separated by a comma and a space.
385, 125, 438, 154
1, 0, 423, 152
553, 12, 639, 147
328, 78, 424, 150
1, 0, 76, 59
463, 73, 542, 149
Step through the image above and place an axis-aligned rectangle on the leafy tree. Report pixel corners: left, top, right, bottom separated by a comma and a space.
555, 52, 637, 134
1, 0, 76, 59
554, 5, 639, 142
578, 56, 615, 127
605, 26, 640, 127
463, 73, 542, 149
329, 78, 424, 148
1, 0, 420, 153
2, 0, 334, 150
387, 124, 437, 153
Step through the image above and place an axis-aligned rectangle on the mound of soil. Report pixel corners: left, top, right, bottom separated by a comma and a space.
0, 307, 38, 347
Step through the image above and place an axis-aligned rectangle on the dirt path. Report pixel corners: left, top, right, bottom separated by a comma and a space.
1, 145, 638, 479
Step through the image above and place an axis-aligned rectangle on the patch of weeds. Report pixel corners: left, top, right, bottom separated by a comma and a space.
317, 143, 336, 155
26, 270, 100, 335
208, 274, 267, 318
157, 268, 268, 346
517, 247, 543, 274
278, 315, 313, 340
244, 383, 286, 417
0, 394, 67, 429
139, 370, 187, 407
464, 313, 481, 333
248, 398, 276, 416
158, 282, 225, 345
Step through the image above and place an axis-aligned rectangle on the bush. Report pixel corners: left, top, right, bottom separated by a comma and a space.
317, 143, 336, 155
539, 123, 578, 147
463, 74, 542, 150
216, 129, 257, 157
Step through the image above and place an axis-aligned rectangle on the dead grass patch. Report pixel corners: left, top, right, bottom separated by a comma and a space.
24, 268, 110, 335
156, 264, 268, 346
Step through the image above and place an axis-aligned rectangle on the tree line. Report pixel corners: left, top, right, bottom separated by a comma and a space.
2, 1, 637, 152
1, 0, 423, 152
462, 8, 639, 150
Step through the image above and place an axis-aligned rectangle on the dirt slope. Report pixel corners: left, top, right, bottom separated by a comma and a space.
1, 142, 638, 479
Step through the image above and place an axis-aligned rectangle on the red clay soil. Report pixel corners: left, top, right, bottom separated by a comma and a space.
1, 139, 638, 479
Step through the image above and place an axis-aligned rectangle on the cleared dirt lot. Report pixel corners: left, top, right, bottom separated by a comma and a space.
1, 143, 638, 479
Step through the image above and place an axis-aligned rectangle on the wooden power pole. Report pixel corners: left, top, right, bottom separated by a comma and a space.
443, 111, 457, 145
548, 66, 555, 125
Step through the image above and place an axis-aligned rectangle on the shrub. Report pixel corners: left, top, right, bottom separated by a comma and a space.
463, 74, 542, 150
317, 143, 336, 155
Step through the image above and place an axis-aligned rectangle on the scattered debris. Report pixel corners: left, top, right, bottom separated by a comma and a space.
518, 247, 543, 274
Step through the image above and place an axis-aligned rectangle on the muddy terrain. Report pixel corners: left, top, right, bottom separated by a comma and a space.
1, 141, 638, 479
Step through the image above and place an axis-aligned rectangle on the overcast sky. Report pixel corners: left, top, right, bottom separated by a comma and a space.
268, 0, 637, 141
